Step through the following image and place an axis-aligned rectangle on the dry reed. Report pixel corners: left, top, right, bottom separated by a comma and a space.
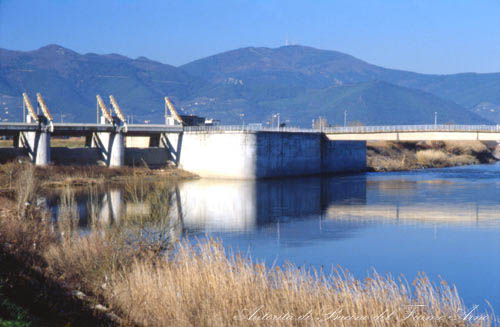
416, 149, 450, 167
105, 240, 493, 327
368, 141, 496, 171
443, 141, 488, 155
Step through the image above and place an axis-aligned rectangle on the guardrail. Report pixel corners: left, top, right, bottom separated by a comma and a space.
3, 123, 500, 134
185, 124, 500, 134
184, 125, 319, 133
321, 124, 500, 133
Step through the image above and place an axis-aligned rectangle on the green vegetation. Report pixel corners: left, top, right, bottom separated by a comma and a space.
0, 285, 33, 327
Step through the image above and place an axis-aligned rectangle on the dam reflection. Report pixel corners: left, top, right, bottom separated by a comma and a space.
174, 176, 367, 232
46, 173, 500, 235
47, 175, 369, 234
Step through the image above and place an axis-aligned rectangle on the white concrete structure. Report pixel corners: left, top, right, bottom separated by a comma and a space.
20, 130, 50, 165
163, 131, 366, 179
94, 132, 124, 167
20, 116, 51, 165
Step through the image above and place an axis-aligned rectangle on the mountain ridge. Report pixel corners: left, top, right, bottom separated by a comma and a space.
0, 44, 496, 126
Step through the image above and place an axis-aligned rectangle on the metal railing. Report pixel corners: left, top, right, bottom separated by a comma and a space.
321, 124, 500, 133
185, 124, 500, 134
4, 122, 500, 134
184, 125, 319, 133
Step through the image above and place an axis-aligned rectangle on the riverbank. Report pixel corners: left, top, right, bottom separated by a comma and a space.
367, 140, 498, 171
0, 160, 195, 196
0, 163, 494, 326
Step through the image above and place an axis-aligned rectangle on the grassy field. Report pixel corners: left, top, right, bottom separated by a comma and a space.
0, 162, 495, 326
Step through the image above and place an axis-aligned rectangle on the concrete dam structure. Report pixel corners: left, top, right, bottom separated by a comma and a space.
0, 93, 366, 179
9, 93, 500, 179
0, 124, 366, 179
163, 129, 366, 179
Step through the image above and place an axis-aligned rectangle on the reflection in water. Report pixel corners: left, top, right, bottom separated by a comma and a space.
47, 172, 500, 232
327, 203, 500, 226
48, 185, 186, 244
175, 176, 367, 232
98, 190, 123, 226
45, 165, 500, 311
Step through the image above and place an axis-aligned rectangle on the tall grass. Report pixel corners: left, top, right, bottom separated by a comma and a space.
105, 240, 491, 327
416, 149, 450, 167
15, 163, 37, 218
56, 186, 80, 240
368, 141, 496, 171
443, 141, 489, 155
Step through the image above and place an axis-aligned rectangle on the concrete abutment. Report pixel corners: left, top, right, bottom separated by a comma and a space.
162, 131, 366, 179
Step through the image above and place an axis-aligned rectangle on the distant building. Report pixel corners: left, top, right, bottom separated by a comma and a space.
166, 114, 218, 126
180, 115, 205, 126
204, 118, 220, 126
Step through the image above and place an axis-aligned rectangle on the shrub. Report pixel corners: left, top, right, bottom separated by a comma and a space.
416, 150, 449, 167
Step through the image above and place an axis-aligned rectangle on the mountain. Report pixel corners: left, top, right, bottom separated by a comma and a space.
260, 81, 486, 126
179, 45, 493, 125
0, 44, 496, 126
181, 45, 500, 111
179, 80, 489, 127
0, 45, 203, 122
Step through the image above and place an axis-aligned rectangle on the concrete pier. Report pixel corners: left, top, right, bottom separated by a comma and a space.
20, 116, 51, 165
94, 131, 124, 167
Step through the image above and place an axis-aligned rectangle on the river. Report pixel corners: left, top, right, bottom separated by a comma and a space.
47, 163, 500, 312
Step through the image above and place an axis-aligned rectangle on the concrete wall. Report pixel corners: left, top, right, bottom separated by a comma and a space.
322, 140, 366, 173
125, 148, 170, 167
126, 136, 151, 148
51, 148, 102, 165
255, 132, 321, 178
174, 131, 259, 179
168, 131, 366, 179
51, 147, 171, 167
0, 148, 28, 163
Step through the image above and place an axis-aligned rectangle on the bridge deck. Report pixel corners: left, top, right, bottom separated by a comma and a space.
0, 123, 183, 136
1, 123, 500, 141
322, 125, 500, 141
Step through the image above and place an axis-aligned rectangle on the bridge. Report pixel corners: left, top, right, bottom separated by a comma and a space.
322, 125, 500, 141
1, 93, 498, 179
0, 122, 182, 136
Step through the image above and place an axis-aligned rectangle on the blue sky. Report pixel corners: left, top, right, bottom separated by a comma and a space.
1, 0, 500, 74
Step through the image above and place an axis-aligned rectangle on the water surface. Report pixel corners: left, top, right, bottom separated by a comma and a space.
48, 164, 500, 312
